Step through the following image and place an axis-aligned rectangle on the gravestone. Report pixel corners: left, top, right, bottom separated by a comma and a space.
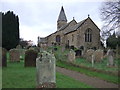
75, 50, 82, 57
61, 46, 65, 52
2, 48, 7, 67
16, 45, 25, 60
25, 49, 38, 67
36, 51, 56, 88
91, 54, 95, 67
85, 49, 95, 62
68, 49, 75, 62
19, 49, 25, 60
9, 49, 20, 62
107, 49, 114, 66
16, 45, 22, 49
94, 49, 103, 62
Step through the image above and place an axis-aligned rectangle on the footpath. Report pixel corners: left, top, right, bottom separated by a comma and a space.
56, 67, 118, 88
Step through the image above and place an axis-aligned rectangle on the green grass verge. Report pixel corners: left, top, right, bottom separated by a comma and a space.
2, 61, 93, 88
56, 72, 93, 88
56, 60, 119, 84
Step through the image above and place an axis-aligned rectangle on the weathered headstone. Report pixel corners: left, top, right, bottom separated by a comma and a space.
1, 48, 7, 67
25, 49, 38, 67
107, 49, 114, 66
36, 51, 56, 88
9, 49, 20, 62
16, 45, 25, 60
68, 49, 75, 62
16, 45, 22, 49
94, 49, 103, 62
91, 54, 95, 67
85, 49, 95, 62
19, 49, 25, 60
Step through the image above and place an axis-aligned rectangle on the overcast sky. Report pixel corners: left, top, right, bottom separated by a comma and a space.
1, 0, 105, 45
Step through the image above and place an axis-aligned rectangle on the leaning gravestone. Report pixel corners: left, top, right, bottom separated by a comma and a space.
1, 48, 7, 67
94, 49, 103, 62
25, 49, 38, 67
85, 49, 95, 62
36, 51, 56, 88
68, 49, 76, 62
9, 49, 20, 62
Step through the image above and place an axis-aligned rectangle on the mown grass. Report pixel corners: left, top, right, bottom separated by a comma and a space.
56, 60, 119, 84
75, 58, 119, 71
52, 46, 119, 84
2, 61, 93, 88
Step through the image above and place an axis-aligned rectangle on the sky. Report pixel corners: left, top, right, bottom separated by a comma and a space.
1, 0, 106, 45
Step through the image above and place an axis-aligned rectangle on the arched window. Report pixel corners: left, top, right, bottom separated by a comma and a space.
85, 28, 92, 42
56, 35, 61, 43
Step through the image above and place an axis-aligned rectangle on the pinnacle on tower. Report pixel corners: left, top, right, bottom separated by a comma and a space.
57, 6, 67, 22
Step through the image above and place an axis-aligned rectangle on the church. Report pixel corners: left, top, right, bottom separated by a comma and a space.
39, 6, 102, 51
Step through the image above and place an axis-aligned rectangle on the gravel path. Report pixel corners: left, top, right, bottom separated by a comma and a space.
56, 67, 118, 88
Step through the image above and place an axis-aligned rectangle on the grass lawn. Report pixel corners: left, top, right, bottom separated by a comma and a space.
2, 61, 93, 88
56, 60, 119, 84
51, 46, 119, 84
75, 58, 119, 72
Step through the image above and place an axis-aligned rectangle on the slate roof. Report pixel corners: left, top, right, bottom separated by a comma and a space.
57, 6, 67, 22
64, 18, 87, 34
57, 19, 77, 31
46, 17, 100, 38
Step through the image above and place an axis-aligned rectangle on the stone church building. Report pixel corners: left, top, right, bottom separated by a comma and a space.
39, 6, 102, 51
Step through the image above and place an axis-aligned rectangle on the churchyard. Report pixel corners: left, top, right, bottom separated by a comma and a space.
2, 45, 120, 88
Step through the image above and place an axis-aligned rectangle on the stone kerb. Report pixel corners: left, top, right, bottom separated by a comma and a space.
9, 49, 20, 62
25, 49, 38, 67
68, 49, 76, 62
36, 51, 56, 88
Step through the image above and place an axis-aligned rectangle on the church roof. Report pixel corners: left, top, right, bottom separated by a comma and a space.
58, 19, 76, 31
57, 6, 67, 22
64, 18, 87, 34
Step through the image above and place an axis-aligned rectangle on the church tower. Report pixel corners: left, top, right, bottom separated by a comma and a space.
57, 6, 67, 30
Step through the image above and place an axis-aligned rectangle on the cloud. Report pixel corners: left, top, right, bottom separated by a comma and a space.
1, 0, 104, 45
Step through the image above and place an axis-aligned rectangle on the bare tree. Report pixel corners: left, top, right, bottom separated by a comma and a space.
100, 0, 120, 39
